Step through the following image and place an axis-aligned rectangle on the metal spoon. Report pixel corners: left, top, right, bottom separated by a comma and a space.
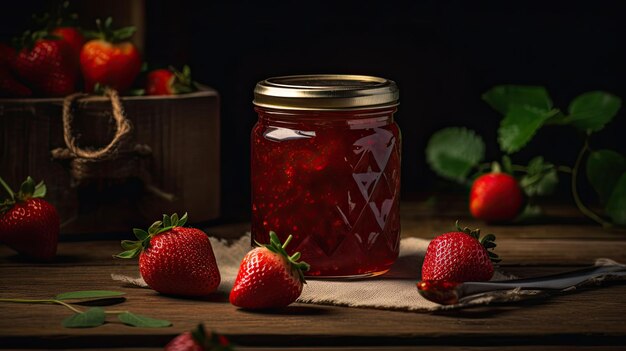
417, 264, 626, 305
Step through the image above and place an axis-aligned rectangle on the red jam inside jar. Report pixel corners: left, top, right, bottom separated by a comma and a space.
251, 75, 401, 277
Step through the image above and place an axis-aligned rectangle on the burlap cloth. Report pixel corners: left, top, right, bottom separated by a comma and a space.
112, 235, 622, 311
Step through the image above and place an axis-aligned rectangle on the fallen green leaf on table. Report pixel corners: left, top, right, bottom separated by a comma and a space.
0, 290, 171, 329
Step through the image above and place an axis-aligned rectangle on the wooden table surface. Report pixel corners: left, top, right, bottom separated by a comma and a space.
1, 201, 626, 350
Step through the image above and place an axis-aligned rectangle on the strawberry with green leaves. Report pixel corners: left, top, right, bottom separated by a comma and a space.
230, 232, 309, 309
165, 324, 234, 351
81, 17, 141, 93
146, 65, 196, 96
12, 29, 80, 97
116, 213, 220, 297
421, 221, 500, 282
0, 176, 59, 261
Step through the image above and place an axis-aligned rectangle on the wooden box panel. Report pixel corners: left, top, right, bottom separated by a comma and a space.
0, 89, 220, 234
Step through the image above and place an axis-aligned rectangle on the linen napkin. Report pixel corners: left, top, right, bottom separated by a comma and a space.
112, 234, 623, 311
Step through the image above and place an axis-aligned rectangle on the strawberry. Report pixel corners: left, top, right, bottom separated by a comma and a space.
165, 324, 234, 351
80, 17, 141, 93
115, 213, 220, 297
230, 231, 310, 309
0, 66, 32, 97
0, 43, 16, 67
0, 176, 59, 261
146, 65, 196, 96
13, 30, 79, 97
52, 27, 84, 58
470, 171, 524, 222
421, 221, 500, 282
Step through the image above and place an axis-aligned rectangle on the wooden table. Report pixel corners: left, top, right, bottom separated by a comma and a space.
2, 201, 626, 350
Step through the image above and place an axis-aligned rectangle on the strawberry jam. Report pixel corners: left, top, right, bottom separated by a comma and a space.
251, 75, 401, 277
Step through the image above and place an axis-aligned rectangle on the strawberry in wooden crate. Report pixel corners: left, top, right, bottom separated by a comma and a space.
81, 17, 141, 93
0, 177, 59, 260
146, 65, 196, 96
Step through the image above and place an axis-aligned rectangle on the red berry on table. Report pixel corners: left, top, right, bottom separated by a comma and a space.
165, 324, 234, 351
230, 231, 310, 309
421, 221, 500, 282
80, 17, 141, 93
0, 176, 59, 261
470, 172, 524, 222
115, 213, 220, 297
146, 65, 196, 96
13, 30, 79, 97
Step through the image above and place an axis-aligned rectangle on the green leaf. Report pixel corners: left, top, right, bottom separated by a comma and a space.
133, 228, 149, 241
606, 173, 626, 226
62, 307, 106, 328
498, 105, 556, 154
121, 240, 140, 250
502, 155, 513, 174
482, 85, 553, 115
56, 290, 125, 300
586, 150, 626, 204
426, 127, 485, 182
171, 213, 179, 225
19, 176, 35, 197
567, 91, 621, 133
32, 181, 46, 198
114, 247, 141, 259
178, 212, 188, 227
117, 312, 172, 328
162, 214, 171, 228
520, 156, 558, 197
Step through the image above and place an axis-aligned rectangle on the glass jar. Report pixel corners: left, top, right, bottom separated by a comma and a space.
251, 75, 401, 277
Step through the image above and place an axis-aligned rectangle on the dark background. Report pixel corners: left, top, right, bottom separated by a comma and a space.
2, 1, 625, 221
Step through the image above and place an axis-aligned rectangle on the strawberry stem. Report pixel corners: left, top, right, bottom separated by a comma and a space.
0, 176, 15, 201
282, 235, 293, 249
115, 212, 189, 259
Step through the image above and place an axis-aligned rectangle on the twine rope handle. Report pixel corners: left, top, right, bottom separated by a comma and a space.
62, 88, 132, 159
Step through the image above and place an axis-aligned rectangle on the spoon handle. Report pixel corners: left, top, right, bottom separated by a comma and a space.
461, 264, 626, 297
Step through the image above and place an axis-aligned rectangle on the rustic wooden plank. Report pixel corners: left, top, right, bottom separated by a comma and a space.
10, 347, 626, 351
1, 264, 626, 348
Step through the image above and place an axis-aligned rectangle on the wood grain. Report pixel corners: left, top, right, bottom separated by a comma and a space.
1, 208, 626, 349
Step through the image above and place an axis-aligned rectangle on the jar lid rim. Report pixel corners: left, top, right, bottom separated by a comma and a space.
254, 74, 399, 110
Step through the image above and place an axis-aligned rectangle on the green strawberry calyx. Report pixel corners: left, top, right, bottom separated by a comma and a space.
190, 323, 234, 351
84, 17, 135, 43
170, 65, 197, 94
455, 220, 501, 263
115, 213, 188, 259
0, 176, 47, 213
256, 231, 311, 284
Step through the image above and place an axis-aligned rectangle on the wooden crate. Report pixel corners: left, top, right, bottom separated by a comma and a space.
0, 89, 220, 234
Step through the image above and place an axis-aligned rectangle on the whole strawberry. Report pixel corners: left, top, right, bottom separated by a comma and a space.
146, 65, 196, 96
13, 30, 79, 97
52, 27, 84, 58
230, 231, 310, 309
0, 176, 59, 260
421, 221, 500, 282
116, 213, 220, 297
470, 172, 524, 222
165, 324, 234, 351
80, 17, 141, 93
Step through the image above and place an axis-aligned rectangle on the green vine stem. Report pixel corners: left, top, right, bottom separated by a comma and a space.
0, 298, 83, 314
571, 139, 613, 228
0, 298, 127, 315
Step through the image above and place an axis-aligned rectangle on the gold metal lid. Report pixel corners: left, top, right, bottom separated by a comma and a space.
253, 74, 399, 110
